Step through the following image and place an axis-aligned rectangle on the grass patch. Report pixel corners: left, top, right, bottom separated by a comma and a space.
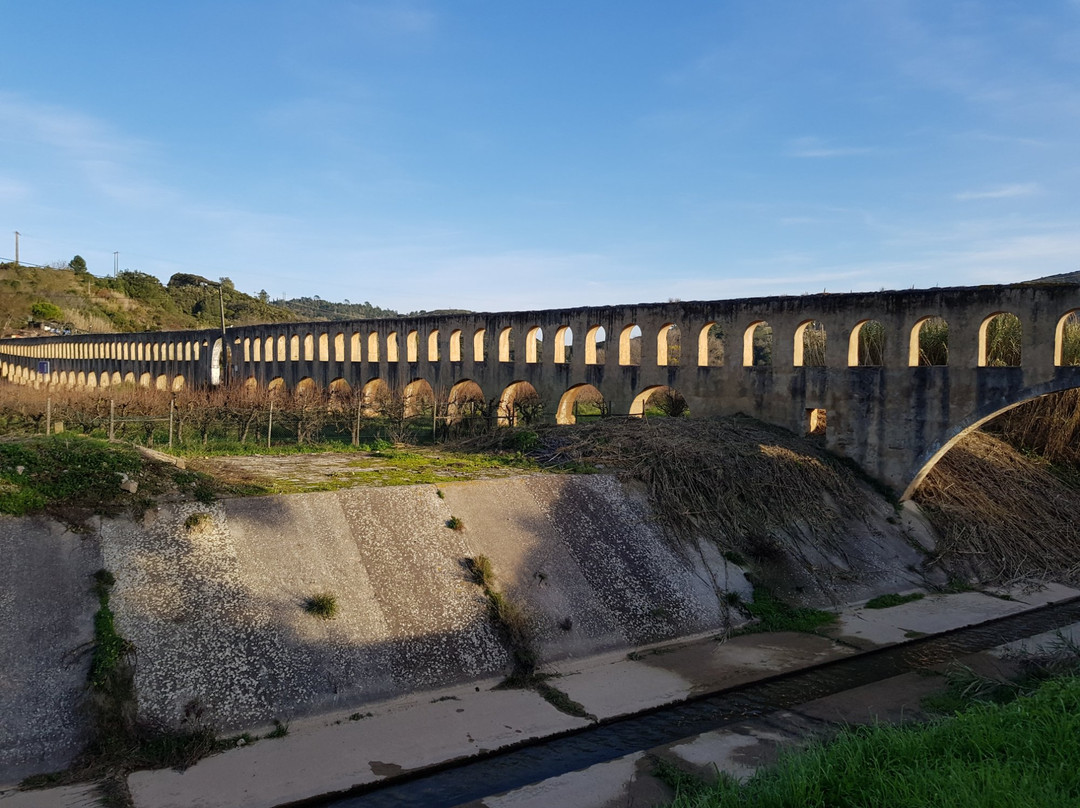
183, 511, 213, 532
466, 555, 495, 589
496, 673, 596, 721
734, 588, 835, 636
349, 712, 373, 721
303, 592, 339, 620
264, 720, 289, 739
668, 674, 1080, 807
864, 592, 925, 609
446, 515, 464, 531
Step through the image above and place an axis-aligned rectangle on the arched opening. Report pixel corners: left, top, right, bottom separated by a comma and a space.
586, 325, 606, 365
244, 376, 258, 390
629, 386, 689, 417
296, 377, 316, 397
619, 324, 641, 366
83, 372, 95, 388
123, 372, 135, 386
268, 377, 285, 396
110, 372, 122, 386
697, 322, 724, 367
554, 326, 573, 364
334, 333, 345, 362
172, 375, 185, 392
499, 327, 514, 363
557, 383, 606, 424
242, 339, 250, 362
304, 334, 314, 361
910, 316, 950, 367
473, 328, 487, 362
407, 330, 419, 363
526, 326, 543, 364
743, 321, 772, 366
328, 377, 352, 409
979, 312, 1022, 367
138, 372, 151, 388
98, 372, 110, 389
362, 378, 390, 416
498, 381, 544, 426
368, 331, 380, 362
349, 333, 360, 362
849, 320, 886, 367
155, 375, 168, 391
448, 379, 486, 421
289, 335, 299, 361
1055, 311, 1080, 366
794, 320, 826, 367
386, 332, 399, 363
657, 324, 680, 366
403, 378, 434, 418
252, 338, 262, 363
449, 329, 463, 363
428, 329, 440, 362
210, 339, 223, 385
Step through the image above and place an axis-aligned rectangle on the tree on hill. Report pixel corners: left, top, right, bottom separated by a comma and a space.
68, 255, 88, 274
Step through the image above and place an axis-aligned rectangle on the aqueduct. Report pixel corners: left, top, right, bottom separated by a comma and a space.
2, 281, 1079, 498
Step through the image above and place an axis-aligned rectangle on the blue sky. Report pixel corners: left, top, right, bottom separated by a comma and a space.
2, 1, 1079, 312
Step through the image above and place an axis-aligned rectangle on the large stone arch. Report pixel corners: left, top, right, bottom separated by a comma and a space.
556, 383, 605, 425
404, 378, 434, 418
448, 379, 486, 420
498, 381, 542, 426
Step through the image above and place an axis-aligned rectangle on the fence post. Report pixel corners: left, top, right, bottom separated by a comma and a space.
46, 397, 51, 436
354, 398, 361, 447
169, 398, 175, 450
267, 400, 273, 449
109, 399, 115, 442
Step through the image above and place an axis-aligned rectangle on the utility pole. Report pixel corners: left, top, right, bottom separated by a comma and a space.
13, 232, 19, 266
113, 252, 118, 276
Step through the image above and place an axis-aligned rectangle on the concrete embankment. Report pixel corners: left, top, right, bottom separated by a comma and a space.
0, 468, 930, 788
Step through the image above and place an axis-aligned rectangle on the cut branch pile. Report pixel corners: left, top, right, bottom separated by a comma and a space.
913, 429, 1080, 582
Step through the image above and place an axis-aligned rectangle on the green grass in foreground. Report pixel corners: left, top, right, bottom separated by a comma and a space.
864, 591, 925, 609
665, 674, 1080, 808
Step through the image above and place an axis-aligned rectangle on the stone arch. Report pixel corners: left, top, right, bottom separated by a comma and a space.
629, 385, 689, 417
526, 326, 543, 364
243, 338, 251, 362
244, 376, 258, 390
698, 322, 724, 367
619, 324, 641, 366
979, 312, 1022, 367
743, 321, 772, 366
172, 375, 185, 392
210, 339, 223, 386
252, 338, 261, 363
368, 331, 380, 362
290, 335, 300, 361
407, 330, 419, 363
268, 377, 285, 395
910, 316, 950, 367
328, 377, 352, 409
98, 371, 110, 389
362, 378, 390, 415
387, 332, 399, 363
332, 333, 343, 362
155, 375, 168, 391
86, 372, 98, 389
849, 319, 886, 367
123, 372, 135, 386
302, 334, 314, 361
498, 381, 543, 426
475, 326, 488, 360
185, 342, 193, 362
1054, 310, 1080, 367
295, 377, 316, 397
428, 329, 440, 362
557, 383, 605, 424
554, 326, 573, 364
152, 343, 161, 361
317, 333, 329, 362
349, 332, 360, 362
136, 372, 149, 388
657, 323, 680, 366
404, 378, 434, 418
499, 327, 514, 363
448, 379, 486, 420
110, 371, 122, 386
794, 320, 826, 367
449, 329, 463, 363
585, 325, 606, 365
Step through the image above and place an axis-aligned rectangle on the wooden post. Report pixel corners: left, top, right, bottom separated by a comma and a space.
354, 398, 361, 447
46, 397, 51, 436
168, 398, 175, 450
267, 400, 273, 449
109, 399, 115, 441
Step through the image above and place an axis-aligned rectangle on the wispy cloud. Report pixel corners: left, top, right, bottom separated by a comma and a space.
786, 137, 876, 158
955, 183, 1040, 201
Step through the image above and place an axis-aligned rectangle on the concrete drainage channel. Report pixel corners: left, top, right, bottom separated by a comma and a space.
307, 597, 1080, 808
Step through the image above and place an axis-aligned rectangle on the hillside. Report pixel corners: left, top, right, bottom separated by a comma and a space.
275, 295, 469, 321
0, 261, 297, 337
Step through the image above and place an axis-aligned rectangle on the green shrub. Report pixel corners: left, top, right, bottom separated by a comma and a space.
303, 592, 338, 619
447, 515, 464, 531
865, 592, 925, 609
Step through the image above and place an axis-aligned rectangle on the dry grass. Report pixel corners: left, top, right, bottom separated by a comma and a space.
913, 429, 1080, 582
987, 388, 1080, 465
505, 416, 871, 558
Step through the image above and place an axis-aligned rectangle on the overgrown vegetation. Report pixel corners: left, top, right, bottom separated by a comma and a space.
734, 588, 835, 635
664, 674, 1080, 807
864, 592, 925, 609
